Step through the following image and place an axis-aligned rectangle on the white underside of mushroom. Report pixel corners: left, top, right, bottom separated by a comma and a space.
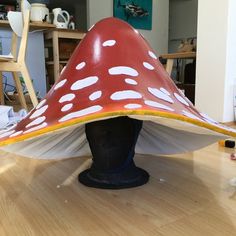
1, 115, 228, 160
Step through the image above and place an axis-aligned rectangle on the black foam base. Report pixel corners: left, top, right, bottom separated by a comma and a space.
79, 162, 149, 189
78, 117, 149, 189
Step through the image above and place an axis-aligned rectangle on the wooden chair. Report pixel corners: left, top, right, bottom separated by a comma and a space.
0, 1, 38, 110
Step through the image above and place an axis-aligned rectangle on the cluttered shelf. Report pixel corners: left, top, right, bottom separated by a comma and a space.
0, 0, 88, 109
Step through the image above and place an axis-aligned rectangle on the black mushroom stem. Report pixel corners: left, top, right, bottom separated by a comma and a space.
78, 116, 149, 189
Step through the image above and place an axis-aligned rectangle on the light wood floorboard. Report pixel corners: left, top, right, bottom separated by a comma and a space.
0, 142, 236, 235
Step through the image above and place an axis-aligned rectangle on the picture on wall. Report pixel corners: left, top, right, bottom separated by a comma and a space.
113, 0, 152, 30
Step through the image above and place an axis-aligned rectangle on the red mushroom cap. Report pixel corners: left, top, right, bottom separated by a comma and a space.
0, 17, 235, 158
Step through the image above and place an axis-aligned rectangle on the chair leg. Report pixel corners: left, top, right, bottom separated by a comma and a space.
20, 65, 38, 107
0, 72, 5, 105
12, 72, 28, 110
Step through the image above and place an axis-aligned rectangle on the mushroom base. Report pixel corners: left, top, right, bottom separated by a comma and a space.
78, 117, 149, 189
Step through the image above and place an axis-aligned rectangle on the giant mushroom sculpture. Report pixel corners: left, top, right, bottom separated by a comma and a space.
0, 17, 235, 189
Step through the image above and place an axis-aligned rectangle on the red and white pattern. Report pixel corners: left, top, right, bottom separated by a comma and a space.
0, 17, 235, 146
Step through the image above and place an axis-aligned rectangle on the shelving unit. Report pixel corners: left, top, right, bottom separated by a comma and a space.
44, 28, 86, 90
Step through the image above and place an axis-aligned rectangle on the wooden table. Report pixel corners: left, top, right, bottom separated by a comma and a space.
44, 29, 86, 83
160, 52, 196, 75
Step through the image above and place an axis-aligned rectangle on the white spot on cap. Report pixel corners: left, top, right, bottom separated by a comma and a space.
145, 100, 174, 112
76, 62, 86, 70
103, 40, 116, 47
125, 78, 138, 85
143, 62, 154, 70
30, 105, 48, 119
182, 110, 201, 121
111, 90, 142, 100
124, 104, 142, 109
59, 105, 103, 122
200, 113, 218, 124
61, 103, 73, 112
26, 116, 46, 128
59, 93, 75, 103
109, 66, 139, 77
54, 79, 67, 91
36, 99, 46, 109
160, 87, 170, 96
148, 87, 174, 103
24, 122, 47, 134
174, 93, 189, 106
0, 130, 15, 139
148, 51, 157, 59
10, 130, 23, 137
89, 91, 102, 101
71, 76, 99, 90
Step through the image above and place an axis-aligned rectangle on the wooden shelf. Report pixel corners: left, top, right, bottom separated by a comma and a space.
160, 52, 196, 60
44, 29, 86, 40
46, 60, 68, 65
160, 52, 196, 76
0, 20, 55, 31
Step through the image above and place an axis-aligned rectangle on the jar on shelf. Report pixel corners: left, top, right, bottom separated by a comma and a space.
30, 3, 50, 23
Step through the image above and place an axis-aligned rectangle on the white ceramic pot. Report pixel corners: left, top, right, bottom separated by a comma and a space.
30, 3, 50, 23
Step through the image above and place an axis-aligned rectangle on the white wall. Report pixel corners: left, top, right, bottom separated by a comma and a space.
224, 0, 236, 122
195, 0, 236, 122
87, 0, 169, 55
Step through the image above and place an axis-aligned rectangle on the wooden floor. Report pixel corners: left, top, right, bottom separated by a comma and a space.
0, 142, 236, 235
